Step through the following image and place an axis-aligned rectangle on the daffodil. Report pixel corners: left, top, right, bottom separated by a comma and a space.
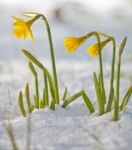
13, 16, 34, 42
87, 39, 110, 57
64, 35, 88, 53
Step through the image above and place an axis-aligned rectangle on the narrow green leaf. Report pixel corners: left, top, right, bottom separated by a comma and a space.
106, 86, 114, 112
30, 105, 34, 112
113, 88, 119, 121
34, 95, 37, 108
93, 72, 104, 115
43, 87, 49, 107
29, 61, 40, 108
82, 92, 95, 113
62, 90, 84, 108
62, 87, 68, 101
98, 73, 101, 86
35, 76, 39, 108
43, 74, 49, 106
28, 61, 37, 76
119, 37, 127, 56
50, 99, 55, 110
22, 49, 55, 99
120, 86, 132, 112
40, 99, 45, 108
18, 91, 26, 117
25, 83, 32, 113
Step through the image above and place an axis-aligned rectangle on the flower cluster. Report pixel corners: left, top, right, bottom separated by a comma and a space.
13, 12, 132, 121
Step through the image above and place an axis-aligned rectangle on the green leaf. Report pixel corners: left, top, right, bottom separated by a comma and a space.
120, 85, 132, 112
113, 88, 119, 121
30, 105, 34, 112
106, 86, 114, 112
40, 99, 45, 108
50, 99, 55, 110
28, 61, 37, 76
62, 90, 84, 108
18, 91, 26, 117
93, 72, 104, 115
29, 61, 40, 108
62, 87, 68, 101
119, 37, 127, 56
43, 74, 49, 106
25, 83, 32, 113
22, 49, 55, 99
43, 87, 49, 106
82, 92, 95, 113
34, 95, 37, 108
35, 76, 39, 108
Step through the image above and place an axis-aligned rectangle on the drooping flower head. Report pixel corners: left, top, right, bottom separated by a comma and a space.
12, 16, 35, 42
87, 39, 110, 57
64, 35, 88, 53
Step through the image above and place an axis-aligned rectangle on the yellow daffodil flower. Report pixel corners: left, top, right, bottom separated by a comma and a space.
64, 35, 88, 53
13, 16, 34, 42
87, 39, 110, 57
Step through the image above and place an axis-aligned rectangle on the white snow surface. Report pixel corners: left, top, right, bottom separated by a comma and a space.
0, 59, 132, 150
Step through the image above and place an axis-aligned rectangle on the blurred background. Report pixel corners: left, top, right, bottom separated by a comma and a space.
0, 0, 132, 61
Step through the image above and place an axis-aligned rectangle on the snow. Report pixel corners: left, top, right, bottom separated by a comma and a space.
0, 59, 132, 150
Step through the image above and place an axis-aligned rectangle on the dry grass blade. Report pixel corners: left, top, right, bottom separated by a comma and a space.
5, 121, 19, 150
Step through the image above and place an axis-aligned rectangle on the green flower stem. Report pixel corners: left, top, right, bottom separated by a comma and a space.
40, 15, 59, 104
114, 37, 127, 121
97, 32, 116, 112
86, 32, 106, 105
43, 74, 49, 106
106, 39, 116, 112
93, 32, 106, 104
114, 55, 121, 121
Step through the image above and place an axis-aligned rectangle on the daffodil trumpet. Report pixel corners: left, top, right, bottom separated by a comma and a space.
13, 15, 40, 42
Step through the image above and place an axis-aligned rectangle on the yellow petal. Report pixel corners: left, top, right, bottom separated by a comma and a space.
12, 16, 34, 42
27, 28, 34, 43
87, 39, 111, 57
13, 28, 24, 38
23, 29, 28, 40
12, 16, 24, 23
87, 44, 99, 57
64, 35, 87, 53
